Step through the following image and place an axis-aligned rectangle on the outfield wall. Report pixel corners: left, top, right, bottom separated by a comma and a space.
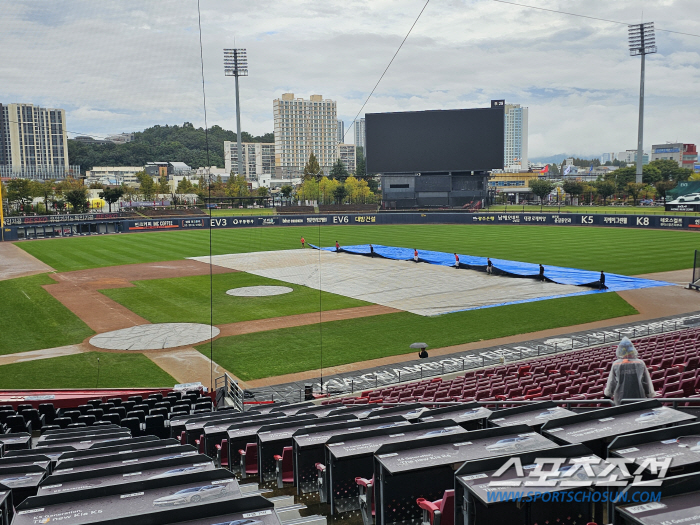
3, 211, 700, 241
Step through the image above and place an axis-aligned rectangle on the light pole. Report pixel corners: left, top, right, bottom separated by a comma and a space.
224, 49, 248, 179
628, 23, 656, 184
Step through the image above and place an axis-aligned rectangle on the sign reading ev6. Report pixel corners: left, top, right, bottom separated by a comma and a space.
333, 216, 349, 223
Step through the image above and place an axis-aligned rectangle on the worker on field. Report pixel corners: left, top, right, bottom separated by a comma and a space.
300, 236, 305, 248
454, 253, 459, 268
539, 264, 545, 281
369, 244, 375, 257
335, 241, 340, 252
604, 337, 655, 406
600, 271, 606, 289
414, 249, 419, 263
486, 258, 493, 275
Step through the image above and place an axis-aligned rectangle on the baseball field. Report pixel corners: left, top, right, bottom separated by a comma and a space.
0, 223, 697, 389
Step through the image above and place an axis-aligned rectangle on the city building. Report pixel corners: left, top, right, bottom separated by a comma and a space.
105, 133, 134, 144
224, 141, 275, 179
273, 93, 338, 176
85, 166, 145, 185
0, 103, 79, 179
354, 118, 366, 152
504, 103, 528, 171
618, 149, 649, 165
488, 172, 541, 203
144, 161, 191, 177
337, 120, 344, 144
651, 143, 697, 170
337, 144, 356, 173
600, 152, 616, 164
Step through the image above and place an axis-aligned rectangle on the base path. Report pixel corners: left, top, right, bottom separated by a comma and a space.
0, 243, 54, 280
44, 260, 238, 333
216, 305, 399, 337
0, 344, 88, 366
146, 347, 235, 390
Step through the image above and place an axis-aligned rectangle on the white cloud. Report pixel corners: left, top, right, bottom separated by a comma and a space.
0, 0, 698, 157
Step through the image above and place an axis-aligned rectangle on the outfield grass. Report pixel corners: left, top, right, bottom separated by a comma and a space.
101, 273, 369, 325
0, 352, 176, 388
16, 224, 699, 275
0, 274, 94, 355
199, 292, 637, 380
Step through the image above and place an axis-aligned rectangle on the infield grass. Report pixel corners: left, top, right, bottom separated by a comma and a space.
101, 273, 369, 325
0, 352, 176, 388
199, 292, 637, 380
0, 274, 94, 355
16, 224, 698, 275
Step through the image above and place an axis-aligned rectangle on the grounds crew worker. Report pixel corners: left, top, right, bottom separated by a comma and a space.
300, 237, 305, 248
604, 336, 655, 406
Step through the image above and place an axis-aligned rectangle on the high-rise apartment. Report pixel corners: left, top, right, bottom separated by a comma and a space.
225, 141, 275, 179
0, 103, 74, 179
504, 103, 528, 171
337, 144, 356, 173
354, 118, 366, 152
273, 93, 338, 175
337, 120, 344, 144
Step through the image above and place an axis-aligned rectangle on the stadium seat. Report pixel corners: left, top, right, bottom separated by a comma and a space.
126, 410, 146, 423
120, 417, 141, 436
178, 431, 187, 444
20, 409, 45, 430
110, 406, 126, 421
274, 446, 294, 488
128, 395, 142, 404
145, 415, 167, 439
417, 490, 455, 525
87, 399, 102, 408
149, 407, 169, 420
87, 408, 104, 421
239, 443, 258, 479
67, 422, 87, 428
53, 417, 71, 429
215, 438, 228, 468
108, 397, 122, 406
195, 433, 205, 455
102, 413, 121, 425
121, 401, 136, 413
6, 415, 31, 433
17, 404, 32, 413
78, 415, 96, 426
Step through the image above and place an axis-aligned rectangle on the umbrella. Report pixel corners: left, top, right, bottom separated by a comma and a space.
410, 342, 428, 349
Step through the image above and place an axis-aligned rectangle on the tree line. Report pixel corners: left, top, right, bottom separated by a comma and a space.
68, 122, 273, 172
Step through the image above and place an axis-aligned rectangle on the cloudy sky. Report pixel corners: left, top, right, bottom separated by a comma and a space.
2, 0, 698, 158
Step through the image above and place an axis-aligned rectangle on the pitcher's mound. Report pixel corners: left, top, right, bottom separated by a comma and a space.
90, 323, 220, 350
226, 286, 293, 297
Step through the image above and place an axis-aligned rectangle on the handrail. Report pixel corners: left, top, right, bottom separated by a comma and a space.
214, 373, 244, 412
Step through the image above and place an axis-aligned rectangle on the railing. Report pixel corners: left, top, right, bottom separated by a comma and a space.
245, 320, 692, 404
214, 373, 244, 412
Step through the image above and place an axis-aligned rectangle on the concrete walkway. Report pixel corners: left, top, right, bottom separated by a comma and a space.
0, 243, 54, 280
145, 347, 234, 390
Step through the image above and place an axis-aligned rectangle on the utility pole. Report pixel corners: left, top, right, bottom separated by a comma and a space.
628, 23, 657, 184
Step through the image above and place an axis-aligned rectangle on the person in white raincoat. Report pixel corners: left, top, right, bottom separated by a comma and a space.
604, 336, 655, 405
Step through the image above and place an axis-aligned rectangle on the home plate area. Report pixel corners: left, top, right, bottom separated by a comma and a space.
192, 249, 592, 316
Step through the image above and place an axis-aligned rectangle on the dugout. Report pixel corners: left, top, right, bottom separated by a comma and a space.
0, 464, 47, 505
202, 412, 280, 457
371, 425, 558, 525
324, 420, 469, 514
455, 443, 627, 525
292, 416, 409, 494
0, 432, 31, 451
226, 414, 318, 472
615, 471, 700, 525
11, 220, 122, 241
608, 421, 700, 479
183, 410, 264, 444
0, 484, 10, 525
487, 401, 577, 432
38, 454, 214, 495
53, 444, 198, 475
417, 403, 492, 429
15, 470, 242, 525
541, 400, 696, 457
257, 414, 358, 482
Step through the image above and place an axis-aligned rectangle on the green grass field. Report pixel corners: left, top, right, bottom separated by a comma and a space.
0, 352, 176, 388
101, 273, 369, 325
15, 224, 698, 275
200, 292, 637, 380
0, 274, 95, 355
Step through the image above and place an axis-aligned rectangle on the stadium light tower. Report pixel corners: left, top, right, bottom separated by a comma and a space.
224, 48, 248, 178
628, 22, 657, 184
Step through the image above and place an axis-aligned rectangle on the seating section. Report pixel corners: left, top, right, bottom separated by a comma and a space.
0, 389, 213, 437
328, 329, 700, 406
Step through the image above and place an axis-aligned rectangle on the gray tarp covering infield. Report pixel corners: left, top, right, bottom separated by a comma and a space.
194, 249, 615, 316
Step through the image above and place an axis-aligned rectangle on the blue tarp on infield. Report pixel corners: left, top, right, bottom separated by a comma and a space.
310, 244, 671, 293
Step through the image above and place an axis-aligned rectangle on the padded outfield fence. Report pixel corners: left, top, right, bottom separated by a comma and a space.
3, 210, 700, 240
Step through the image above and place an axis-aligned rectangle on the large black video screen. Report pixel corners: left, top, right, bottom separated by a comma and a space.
365, 106, 504, 173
